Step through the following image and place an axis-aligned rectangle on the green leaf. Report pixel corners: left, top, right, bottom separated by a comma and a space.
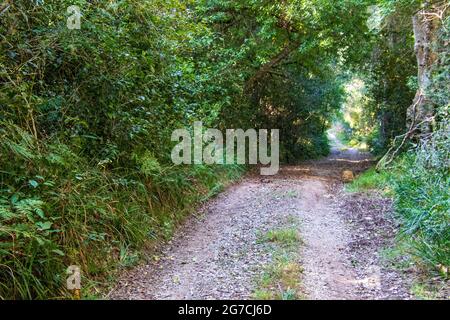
10, 194, 19, 204
36, 221, 52, 230
52, 249, 65, 256
35, 208, 45, 219
29, 180, 39, 188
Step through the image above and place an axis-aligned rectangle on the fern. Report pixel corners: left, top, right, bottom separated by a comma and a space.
0, 122, 37, 160
13, 199, 45, 221
0, 206, 17, 220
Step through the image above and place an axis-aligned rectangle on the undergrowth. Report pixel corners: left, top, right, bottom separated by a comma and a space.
348, 144, 449, 275
0, 122, 244, 299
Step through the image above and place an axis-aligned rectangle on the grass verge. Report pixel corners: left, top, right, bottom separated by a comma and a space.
0, 126, 245, 299
347, 154, 449, 298
253, 222, 304, 300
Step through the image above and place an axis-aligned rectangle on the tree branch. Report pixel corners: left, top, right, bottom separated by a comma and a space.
245, 40, 300, 92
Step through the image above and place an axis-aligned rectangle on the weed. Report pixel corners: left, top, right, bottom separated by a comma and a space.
253, 221, 304, 300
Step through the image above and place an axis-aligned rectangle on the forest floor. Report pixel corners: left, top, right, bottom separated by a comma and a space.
109, 142, 417, 300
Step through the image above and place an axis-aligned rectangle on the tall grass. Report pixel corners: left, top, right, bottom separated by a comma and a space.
392, 125, 449, 269
0, 122, 244, 299
348, 126, 449, 271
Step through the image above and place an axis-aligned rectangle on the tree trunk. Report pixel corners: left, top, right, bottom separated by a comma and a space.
407, 4, 441, 134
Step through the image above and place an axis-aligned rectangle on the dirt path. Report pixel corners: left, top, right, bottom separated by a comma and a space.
110, 146, 413, 300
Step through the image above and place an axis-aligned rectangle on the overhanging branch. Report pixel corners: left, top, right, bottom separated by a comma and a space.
244, 40, 300, 92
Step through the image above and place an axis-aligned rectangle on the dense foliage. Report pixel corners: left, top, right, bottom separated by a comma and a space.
196, 0, 371, 160
0, 0, 246, 299
340, 2, 417, 153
